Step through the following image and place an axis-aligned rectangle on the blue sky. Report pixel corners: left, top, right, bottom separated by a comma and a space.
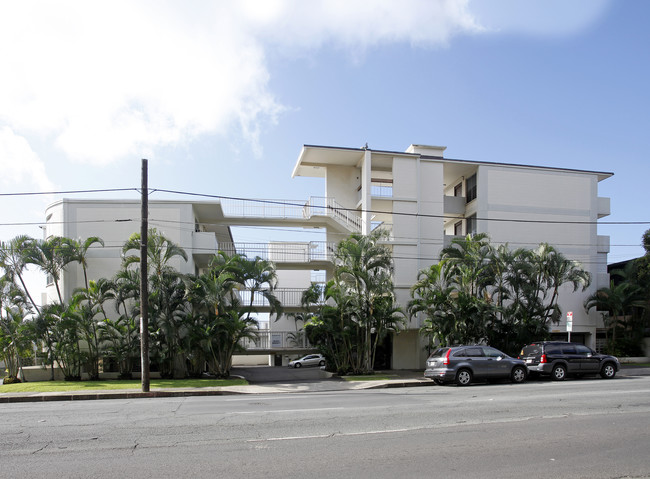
1, 0, 648, 268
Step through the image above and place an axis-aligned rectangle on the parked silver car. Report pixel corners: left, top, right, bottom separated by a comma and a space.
288, 354, 326, 368
424, 345, 528, 386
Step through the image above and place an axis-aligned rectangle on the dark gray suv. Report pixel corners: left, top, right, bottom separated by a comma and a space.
424, 345, 528, 386
519, 341, 620, 380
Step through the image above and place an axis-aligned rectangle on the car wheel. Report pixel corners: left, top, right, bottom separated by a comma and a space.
455, 369, 472, 386
319, 360, 325, 366
294, 362, 302, 368
600, 363, 616, 379
511, 366, 527, 384
551, 364, 566, 381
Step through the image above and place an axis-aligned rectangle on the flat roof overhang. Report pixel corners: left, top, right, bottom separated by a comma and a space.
292, 144, 419, 178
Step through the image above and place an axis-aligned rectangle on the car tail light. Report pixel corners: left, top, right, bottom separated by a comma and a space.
540, 354, 547, 364
443, 349, 451, 365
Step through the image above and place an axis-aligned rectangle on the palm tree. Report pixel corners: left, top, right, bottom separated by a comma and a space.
24, 236, 76, 304
122, 229, 188, 378
0, 276, 31, 381
440, 233, 492, 298
332, 229, 402, 373
409, 262, 454, 351
532, 243, 591, 325
71, 278, 115, 379
0, 236, 40, 314
64, 236, 105, 291
585, 279, 646, 354
229, 254, 282, 322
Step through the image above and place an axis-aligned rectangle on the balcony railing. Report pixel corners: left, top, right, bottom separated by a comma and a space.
220, 196, 362, 232
222, 241, 336, 263
239, 286, 326, 309
304, 197, 362, 231
239, 330, 312, 350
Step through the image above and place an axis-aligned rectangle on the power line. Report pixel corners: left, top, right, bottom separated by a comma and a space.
152, 188, 650, 226
0, 188, 138, 197
1, 185, 649, 226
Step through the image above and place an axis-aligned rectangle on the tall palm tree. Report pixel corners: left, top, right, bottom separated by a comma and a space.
24, 236, 76, 304
229, 254, 282, 321
64, 236, 104, 291
440, 233, 492, 298
532, 243, 591, 325
71, 278, 115, 379
0, 236, 40, 314
333, 229, 400, 373
585, 280, 646, 353
122, 229, 188, 378
409, 261, 454, 350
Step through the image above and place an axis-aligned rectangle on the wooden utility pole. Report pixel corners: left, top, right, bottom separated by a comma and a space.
140, 159, 150, 392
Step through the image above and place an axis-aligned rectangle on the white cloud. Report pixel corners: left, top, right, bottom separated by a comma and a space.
1, 1, 608, 167
467, 0, 611, 37
0, 127, 55, 193
0, 1, 283, 165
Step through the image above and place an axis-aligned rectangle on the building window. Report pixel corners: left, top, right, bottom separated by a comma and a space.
454, 221, 463, 236
454, 183, 463, 197
466, 174, 477, 203
371, 180, 393, 197
466, 214, 477, 235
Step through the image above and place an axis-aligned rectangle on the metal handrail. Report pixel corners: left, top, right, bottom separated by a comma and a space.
239, 330, 313, 350
220, 241, 336, 263
239, 286, 326, 308
220, 197, 362, 232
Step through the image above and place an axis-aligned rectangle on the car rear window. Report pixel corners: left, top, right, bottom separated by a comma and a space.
429, 348, 449, 358
522, 344, 542, 356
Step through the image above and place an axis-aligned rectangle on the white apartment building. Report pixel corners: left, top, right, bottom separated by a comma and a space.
42, 143, 613, 370
292, 144, 612, 368
43, 199, 234, 305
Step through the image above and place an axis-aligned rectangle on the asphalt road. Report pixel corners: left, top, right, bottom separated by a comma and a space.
1, 375, 649, 479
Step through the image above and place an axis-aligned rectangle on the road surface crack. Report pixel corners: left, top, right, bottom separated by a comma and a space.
31, 442, 50, 454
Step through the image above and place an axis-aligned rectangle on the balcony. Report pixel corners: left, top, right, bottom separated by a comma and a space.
220, 196, 362, 232
238, 330, 312, 351
443, 234, 462, 248
192, 231, 218, 265
597, 235, 610, 254
597, 197, 610, 219
444, 195, 466, 216
238, 286, 326, 309
221, 241, 336, 266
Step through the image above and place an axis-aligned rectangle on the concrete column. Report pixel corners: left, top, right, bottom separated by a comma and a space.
362, 149, 372, 235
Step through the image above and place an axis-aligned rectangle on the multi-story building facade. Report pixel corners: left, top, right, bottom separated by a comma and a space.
292, 143, 612, 368
43, 143, 613, 370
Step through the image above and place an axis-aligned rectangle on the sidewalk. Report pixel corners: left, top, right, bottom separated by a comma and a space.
2, 366, 649, 404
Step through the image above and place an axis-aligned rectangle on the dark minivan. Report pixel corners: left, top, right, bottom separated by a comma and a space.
519, 341, 619, 380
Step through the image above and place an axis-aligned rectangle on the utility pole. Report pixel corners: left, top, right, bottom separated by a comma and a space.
140, 159, 150, 392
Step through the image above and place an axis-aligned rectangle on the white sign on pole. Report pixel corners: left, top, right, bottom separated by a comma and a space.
566, 311, 573, 332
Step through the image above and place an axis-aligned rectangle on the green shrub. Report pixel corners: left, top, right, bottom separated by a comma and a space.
2, 376, 22, 384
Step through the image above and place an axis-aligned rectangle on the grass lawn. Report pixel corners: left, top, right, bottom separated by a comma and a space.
0, 378, 247, 393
